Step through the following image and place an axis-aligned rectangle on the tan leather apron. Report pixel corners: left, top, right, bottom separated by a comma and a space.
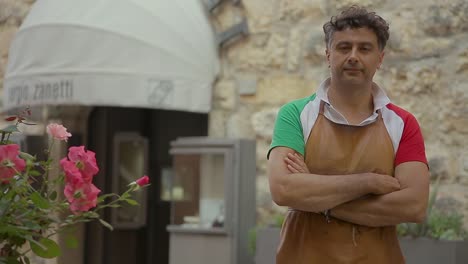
276, 102, 405, 264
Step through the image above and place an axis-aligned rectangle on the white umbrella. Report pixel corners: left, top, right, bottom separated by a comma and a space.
3, 0, 219, 113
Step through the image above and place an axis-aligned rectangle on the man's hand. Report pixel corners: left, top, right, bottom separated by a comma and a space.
285, 153, 310, 173
368, 173, 401, 195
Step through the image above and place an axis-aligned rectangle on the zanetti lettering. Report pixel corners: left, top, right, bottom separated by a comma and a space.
8, 80, 74, 105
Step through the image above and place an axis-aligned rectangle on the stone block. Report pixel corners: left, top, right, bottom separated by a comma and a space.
227, 32, 288, 71
287, 26, 305, 71
387, 65, 441, 95
256, 75, 316, 105
225, 104, 255, 139
0, 57, 5, 77
324, 0, 386, 15
236, 75, 257, 95
304, 29, 326, 65
255, 139, 270, 173
278, 0, 325, 23
208, 110, 228, 137
0, 0, 14, 23
213, 79, 236, 110
422, 0, 468, 36
0, 0, 30, 26
251, 108, 278, 139
428, 155, 452, 180
212, 4, 244, 32
242, 0, 275, 33
456, 49, 468, 74
0, 27, 17, 57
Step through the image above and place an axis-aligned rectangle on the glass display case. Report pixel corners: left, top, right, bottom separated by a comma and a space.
169, 152, 228, 231
111, 132, 148, 229
166, 137, 256, 264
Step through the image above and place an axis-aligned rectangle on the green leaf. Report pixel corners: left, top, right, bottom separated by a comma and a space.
125, 199, 139, 206
30, 238, 61, 259
0, 125, 19, 133
440, 229, 458, 240
97, 193, 117, 204
4, 257, 21, 264
121, 192, 131, 199
0, 225, 28, 235
28, 170, 42, 177
65, 235, 79, 249
49, 191, 57, 201
23, 221, 42, 231
79, 211, 99, 219
98, 219, 114, 231
30, 192, 50, 209
0, 199, 11, 216
9, 235, 26, 246
88, 211, 100, 218
19, 152, 35, 161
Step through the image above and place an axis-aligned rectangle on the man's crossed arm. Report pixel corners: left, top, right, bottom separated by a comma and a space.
268, 147, 430, 227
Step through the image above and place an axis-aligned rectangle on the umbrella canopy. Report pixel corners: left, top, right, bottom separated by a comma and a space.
3, 0, 219, 113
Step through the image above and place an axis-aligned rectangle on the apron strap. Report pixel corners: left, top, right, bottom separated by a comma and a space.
377, 108, 383, 120
319, 100, 326, 115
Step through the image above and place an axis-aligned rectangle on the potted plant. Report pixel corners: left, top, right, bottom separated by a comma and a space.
249, 213, 283, 264
397, 175, 468, 264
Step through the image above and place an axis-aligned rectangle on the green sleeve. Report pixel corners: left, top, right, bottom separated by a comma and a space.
267, 98, 311, 159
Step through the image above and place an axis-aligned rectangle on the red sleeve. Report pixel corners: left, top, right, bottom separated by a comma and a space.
394, 113, 428, 166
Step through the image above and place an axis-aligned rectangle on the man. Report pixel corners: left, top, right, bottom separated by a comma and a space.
267, 6, 429, 264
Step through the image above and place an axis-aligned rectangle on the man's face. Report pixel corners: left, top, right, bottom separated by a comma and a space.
326, 27, 384, 86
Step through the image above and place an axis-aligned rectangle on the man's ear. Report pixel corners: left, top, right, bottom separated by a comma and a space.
378, 51, 385, 69
326, 49, 330, 65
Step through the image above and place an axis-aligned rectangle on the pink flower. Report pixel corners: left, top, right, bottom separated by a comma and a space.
46, 123, 72, 142
62, 146, 99, 181
64, 180, 101, 212
60, 146, 101, 212
60, 158, 83, 185
135, 175, 150, 186
0, 144, 26, 183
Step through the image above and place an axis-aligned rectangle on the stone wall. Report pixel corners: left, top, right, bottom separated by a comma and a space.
0, 0, 467, 230
209, 0, 468, 226
0, 0, 33, 110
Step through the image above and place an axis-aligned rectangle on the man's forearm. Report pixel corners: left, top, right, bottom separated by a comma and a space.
275, 173, 375, 213
269, 147, 400, 214
331, 188, 426, 227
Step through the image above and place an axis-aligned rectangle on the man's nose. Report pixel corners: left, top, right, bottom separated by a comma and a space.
347, 48, 359, 64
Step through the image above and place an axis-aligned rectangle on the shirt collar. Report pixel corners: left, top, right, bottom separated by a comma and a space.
316, 77, 391, 112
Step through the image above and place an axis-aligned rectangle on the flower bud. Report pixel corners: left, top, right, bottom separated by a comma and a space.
135, 175, 150, 186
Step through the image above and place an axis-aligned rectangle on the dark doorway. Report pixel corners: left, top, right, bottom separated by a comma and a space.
85, 107, 208, 264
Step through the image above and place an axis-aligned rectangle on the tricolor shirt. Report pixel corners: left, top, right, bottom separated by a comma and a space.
268, 78, 428, 167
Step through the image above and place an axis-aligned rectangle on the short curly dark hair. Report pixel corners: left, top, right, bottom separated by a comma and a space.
323, 6, 390, 51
